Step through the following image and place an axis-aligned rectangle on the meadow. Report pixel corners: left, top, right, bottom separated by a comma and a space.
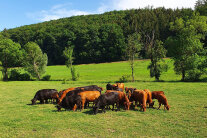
0, 59, 207, 137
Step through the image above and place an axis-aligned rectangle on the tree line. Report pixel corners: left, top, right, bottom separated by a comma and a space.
0, 0, 207, 81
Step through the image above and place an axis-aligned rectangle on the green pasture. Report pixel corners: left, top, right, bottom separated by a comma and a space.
0, 59, 207, 137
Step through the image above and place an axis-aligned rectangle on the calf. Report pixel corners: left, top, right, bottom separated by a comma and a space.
105, 90, 131, 110
151, 91, 165, 99
157, 94, 170, 110
31, 89, 59, 105
93, 92, 120, 114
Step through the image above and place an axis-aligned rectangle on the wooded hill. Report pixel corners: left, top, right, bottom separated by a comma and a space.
3, 7, 207, 65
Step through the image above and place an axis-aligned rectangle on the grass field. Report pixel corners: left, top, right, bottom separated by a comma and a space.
0, 59, 207, 137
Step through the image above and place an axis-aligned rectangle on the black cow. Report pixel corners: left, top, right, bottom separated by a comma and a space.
106, 83, 123, 91
31, 89, 59, 105
75, 85, 103, 94
93, 92, 120, 114
56, 94, 81, 111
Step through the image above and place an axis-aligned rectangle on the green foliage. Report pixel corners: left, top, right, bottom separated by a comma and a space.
23, 42, 48, 80
41, 75, 51, 81
195, 0, 207, 16
63, 46, 79, 81
118, 75, 131, 83
147, 40, 168, 81
63, 46, 74, 68
0, 38, 22, 81
167, 14, 207, 81
6, 8, 196, 65
127, 33, 142, 81
9, 69, 31, 81
71, 66, 79, 81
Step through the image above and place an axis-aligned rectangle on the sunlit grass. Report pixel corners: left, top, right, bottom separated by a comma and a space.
0, 59, 207, 137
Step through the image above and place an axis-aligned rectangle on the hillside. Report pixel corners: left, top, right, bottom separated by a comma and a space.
3, 8, 199, 65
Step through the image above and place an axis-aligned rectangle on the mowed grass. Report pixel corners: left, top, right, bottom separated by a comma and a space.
0, 59, 207, 137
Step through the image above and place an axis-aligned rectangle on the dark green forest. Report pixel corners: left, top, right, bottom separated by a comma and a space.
2, 6, 207, 65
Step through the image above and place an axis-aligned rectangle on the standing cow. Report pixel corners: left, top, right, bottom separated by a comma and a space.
31, 89, 59, 105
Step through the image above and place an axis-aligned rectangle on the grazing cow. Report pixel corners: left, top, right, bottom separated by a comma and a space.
58, 89, 66, 97
56, 93, 81, 111
93, 92, 120, 114
58, 85, 103, 104
128, 90, 147, 112
106, 83, 124, 92
31, 89, 59, 105
151, 91, 165, 99
114, 83, 125, 92
72, 91, 101, 111
105, 90, 131, 110
157, 94, 170, 110
58, 87, 76, 104
125, 87, 137, 95
144, 89, 154, 108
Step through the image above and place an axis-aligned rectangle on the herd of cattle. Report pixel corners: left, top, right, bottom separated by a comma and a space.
31, 83, 170, 114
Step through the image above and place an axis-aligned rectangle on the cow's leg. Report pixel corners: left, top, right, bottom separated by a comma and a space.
81, 99, 85, 110
135, 101, 138, 109
112, 104, 114, 111
72, 104, 77, 111
40, 99, 44, 104
116, 102, 120, 111
157, 103, 161, 110
102, 106, 106, 113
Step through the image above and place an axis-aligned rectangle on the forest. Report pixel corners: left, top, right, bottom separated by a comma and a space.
1, 4, 206, 65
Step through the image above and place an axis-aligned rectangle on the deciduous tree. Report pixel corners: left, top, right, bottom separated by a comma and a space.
23, 42, 48, 80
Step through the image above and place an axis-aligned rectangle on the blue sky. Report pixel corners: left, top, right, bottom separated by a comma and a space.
0, 0, 197, 31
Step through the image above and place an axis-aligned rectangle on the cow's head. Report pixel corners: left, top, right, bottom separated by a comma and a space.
31, 99, 36, 105
124, 101, 132, 110
166, 105, 170, 110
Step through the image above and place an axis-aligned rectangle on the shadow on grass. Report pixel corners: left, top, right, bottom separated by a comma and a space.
26, 102, 57, 106
204, 106, 207, 109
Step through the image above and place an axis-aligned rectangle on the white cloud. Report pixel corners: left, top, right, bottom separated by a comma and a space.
110, 0, 197, 10
27, 0, 197, 22
27, 3, 91, 22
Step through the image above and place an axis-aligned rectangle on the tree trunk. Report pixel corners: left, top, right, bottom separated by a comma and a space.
181, 70, 185, 81
2, 67, 8, 81
131, 65, 134, 82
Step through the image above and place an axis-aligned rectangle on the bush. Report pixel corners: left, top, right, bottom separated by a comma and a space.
71, 67, 79, 81
9, 69, 31, 81
185, 69, 202, 81
41, 75, 51, 81
118, 75, 130, 83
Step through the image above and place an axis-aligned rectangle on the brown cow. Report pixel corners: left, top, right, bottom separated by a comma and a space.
144, 89, 154, 108
114, 83, 125, 92
58, 87, 76, 104
105, 90, 131, 110
106, 83, 124, 91
157, 94, 170, 110
73, 91, 101, 111
128, 89, 147, 112
151, 91, 165, 99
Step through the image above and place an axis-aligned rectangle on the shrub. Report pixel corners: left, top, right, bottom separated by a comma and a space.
9, 69, 31, 81
71, 67, 79, 81
185, 69, 202, 81
41, 75, 51, 81
118, 75, 130, 83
